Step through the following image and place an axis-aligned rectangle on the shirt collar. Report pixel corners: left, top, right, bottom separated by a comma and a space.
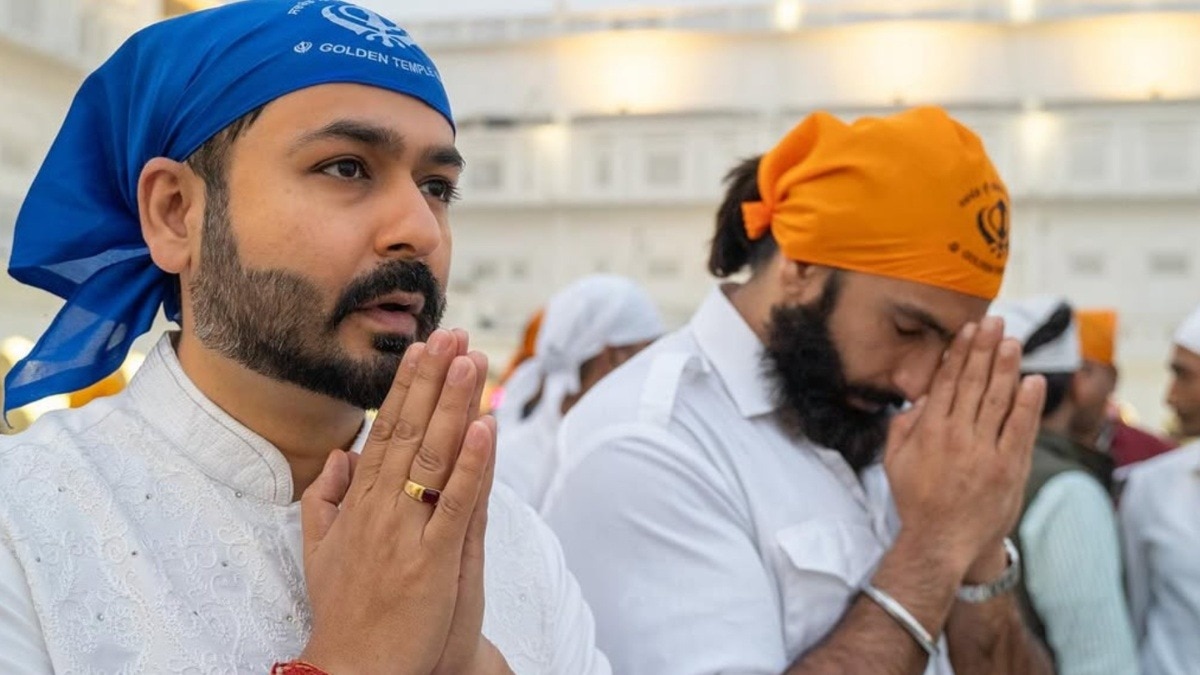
690, 285, 777, 419
124, 333, 368, 505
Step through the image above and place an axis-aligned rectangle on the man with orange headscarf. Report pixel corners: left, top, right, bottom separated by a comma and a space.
1070, 309, 1174, 473
544, 108, 1052, 675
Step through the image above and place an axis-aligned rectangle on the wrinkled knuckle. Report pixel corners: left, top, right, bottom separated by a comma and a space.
437, 493, 468, 520
412, 445, 447, 475
367, 416, 396, 443
392, 418, 422, 444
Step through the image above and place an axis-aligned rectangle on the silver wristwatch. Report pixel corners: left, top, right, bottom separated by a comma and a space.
956, 538, 1021, 604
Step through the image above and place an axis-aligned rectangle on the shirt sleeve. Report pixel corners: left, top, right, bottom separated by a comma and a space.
0, 538, 54, 674
534, 515, 613, 675
543, 426, 786, 675
1019, 472, 1140, 675
1118, 469, 1151, 642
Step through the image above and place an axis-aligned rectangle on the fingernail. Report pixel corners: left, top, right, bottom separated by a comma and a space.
403, 343, 425, 366
428, 330, 449, 355
959, 322, 977, 341
982, 316, 1002, 333
449, 358, 472, 384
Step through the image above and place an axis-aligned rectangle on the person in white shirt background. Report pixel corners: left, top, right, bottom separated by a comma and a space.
1120, 304, 1200, 675
988, 297, 1139, 675
544, 107, 1053, 675
0, 2, 609, 673
494, 274, 663, 508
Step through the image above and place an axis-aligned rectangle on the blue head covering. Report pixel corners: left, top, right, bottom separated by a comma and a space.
4, 0, 453, 415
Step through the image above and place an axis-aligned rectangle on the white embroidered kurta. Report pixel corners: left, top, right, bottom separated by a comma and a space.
0, 335, 610, 675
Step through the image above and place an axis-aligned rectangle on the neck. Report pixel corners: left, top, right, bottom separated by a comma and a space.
174, 332, 365, 499
726, 278, 777, 343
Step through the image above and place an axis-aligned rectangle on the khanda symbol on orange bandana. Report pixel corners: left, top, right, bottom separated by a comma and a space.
976, 198, 1010, 259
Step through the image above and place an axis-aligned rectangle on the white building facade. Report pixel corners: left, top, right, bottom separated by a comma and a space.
2, 0, 1198, 426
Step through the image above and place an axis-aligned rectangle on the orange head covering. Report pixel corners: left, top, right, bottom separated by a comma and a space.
500, 308, 545, 385
741, 106, 1010, 300
1077, 308, 1118, 366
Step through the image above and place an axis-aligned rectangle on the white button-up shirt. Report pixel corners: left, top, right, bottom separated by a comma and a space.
0, 335, 610, 674
1119, 442, 1200, 675
542, 286, 952, 675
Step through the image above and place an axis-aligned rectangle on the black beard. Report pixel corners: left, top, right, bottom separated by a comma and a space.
189, 183, 445, 410
761, 275, 905, 472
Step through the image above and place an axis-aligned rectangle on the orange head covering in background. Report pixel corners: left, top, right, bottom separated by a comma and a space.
500, 308, 545, 386
1077, 308, 1118, 367
741, 106, 1010, 300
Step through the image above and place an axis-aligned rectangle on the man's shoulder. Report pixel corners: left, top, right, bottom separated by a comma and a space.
0, 398, 131, 503
565, 328, 723, 441
1126, 440, 1200, 485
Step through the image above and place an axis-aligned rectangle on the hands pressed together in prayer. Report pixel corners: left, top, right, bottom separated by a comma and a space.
297, 329, 513, 675
884, 315, 1045, 585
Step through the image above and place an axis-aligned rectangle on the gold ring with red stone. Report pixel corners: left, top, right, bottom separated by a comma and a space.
403, 479, 441, 505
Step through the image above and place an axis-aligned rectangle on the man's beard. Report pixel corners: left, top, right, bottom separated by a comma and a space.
189, 186, 445, 410
762, 275, 905, 472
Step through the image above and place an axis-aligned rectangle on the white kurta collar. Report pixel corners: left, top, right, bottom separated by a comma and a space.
124, 334, 297, 505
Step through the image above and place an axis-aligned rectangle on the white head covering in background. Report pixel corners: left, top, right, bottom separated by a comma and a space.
988, 296, 1081, 373
1173, 304, 1200, 356
495, 274, 665, 506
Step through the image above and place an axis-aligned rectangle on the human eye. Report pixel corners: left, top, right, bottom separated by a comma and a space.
318, 158, 369, 181
421, 177, 461, 204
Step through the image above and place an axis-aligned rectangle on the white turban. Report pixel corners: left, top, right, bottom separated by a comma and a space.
496, 275, 665, 427
988, 295, 1081, 373
1174, 304, 1200, 356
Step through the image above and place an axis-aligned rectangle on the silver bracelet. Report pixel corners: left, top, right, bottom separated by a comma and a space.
861, 583, 940, 657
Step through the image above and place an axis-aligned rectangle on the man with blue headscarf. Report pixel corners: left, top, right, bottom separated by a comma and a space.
0, 2, 609, 673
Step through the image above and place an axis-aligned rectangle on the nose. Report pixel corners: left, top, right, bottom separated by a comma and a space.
1166, 377, 1180, 411
372, 181, 443, 261
891, 345, 944, 403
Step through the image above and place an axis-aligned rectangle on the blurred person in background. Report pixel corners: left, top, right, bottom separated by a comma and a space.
1070, 309, 1174, 476
495, 274, 663, 507
490, 307, 544, 421
544, 107, 1053, 675
1164, 305, 1200, 444
990, 297, 1138, 675
1119, 303, 1200, 675
0, 2, 609, 673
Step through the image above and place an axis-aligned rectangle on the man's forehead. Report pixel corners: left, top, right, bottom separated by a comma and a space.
252, 83, 455, 146
1173, 345, 1200, 368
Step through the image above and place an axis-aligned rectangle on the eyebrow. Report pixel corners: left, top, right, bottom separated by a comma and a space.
893, 303, 956, 343
290, 119, 464, 171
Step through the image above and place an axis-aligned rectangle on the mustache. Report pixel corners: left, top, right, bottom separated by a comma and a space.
328, 260, 445, 329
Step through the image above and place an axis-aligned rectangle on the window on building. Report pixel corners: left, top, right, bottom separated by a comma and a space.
1148, 251, 1190, 277
592, 152, 613, 189
647, 257, 680, 279
1143, 121, 1195, 183
1067, 251, 1105, 276
646, 150, 683, 188
510, 259, 529, 280
1064, 122, 1113, 184
473, 260, 499, 281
